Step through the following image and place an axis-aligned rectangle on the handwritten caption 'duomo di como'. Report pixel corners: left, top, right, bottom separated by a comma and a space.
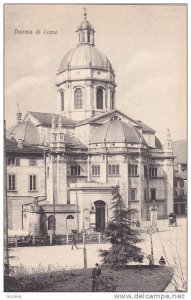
14, 29, 58, 35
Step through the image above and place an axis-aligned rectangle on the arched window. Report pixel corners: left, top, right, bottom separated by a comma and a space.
67, 215, 74, 220
61, 91, 64, 111
48, 215, 56, 230
96, 88, 103, 109
87, 31, 90, 43
81, 31, 85, 43
66, 215, 75, 230
74, 88, 83, 109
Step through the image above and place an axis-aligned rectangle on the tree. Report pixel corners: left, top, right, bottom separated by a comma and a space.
100, 185, 143, 269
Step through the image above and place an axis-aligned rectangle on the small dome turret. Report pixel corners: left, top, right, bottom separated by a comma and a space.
7, 120, 41, 145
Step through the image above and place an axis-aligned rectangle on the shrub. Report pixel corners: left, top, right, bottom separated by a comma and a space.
5, 264, 80, 292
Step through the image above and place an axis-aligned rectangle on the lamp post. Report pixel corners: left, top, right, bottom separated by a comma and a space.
148, 228, 154, 266
148, 201, 158, 266
83, 230, 87, 268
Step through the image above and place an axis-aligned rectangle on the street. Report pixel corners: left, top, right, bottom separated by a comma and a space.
10, 217, 187, 291
141, 217, 187, 291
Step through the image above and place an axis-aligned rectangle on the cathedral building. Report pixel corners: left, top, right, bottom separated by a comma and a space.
6, 11, 174, 234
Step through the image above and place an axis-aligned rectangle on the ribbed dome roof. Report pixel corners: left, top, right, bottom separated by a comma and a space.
90, 117, 144, 144
155, 136, 163, 150
7, 120, 41, 145
58, 44, 113, 73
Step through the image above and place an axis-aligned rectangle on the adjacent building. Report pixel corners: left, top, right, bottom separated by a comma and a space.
174, 162, 187, 215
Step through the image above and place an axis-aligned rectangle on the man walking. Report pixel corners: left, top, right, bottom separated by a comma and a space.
71, 233, 78, 250
91, 263, 101, 292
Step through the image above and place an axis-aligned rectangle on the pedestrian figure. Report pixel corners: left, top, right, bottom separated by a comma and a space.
91, 263, 101, 292
71, 233, 78, 250
136, 220, 140, 228
159, 256, 166, 266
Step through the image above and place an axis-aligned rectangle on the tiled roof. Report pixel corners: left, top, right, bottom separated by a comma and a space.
5, 138, 43, 154
28, 111, 76, 126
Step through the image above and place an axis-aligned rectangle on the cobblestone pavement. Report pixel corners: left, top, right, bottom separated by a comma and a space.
11, 217, 187, 291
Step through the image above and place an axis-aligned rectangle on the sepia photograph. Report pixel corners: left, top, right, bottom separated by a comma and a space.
3, 3, 187, 295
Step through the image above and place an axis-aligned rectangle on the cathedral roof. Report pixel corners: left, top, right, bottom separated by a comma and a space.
58, 44, 113, 74
27, 111, 75, 126
90, 116, 145, 145
7, 120, 41, 145
76, 109, 139, 127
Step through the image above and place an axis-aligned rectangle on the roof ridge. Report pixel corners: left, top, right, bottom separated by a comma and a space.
103, 119, 113, 144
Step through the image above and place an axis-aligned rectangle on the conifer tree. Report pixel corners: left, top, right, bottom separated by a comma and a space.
100, 185, 143, 269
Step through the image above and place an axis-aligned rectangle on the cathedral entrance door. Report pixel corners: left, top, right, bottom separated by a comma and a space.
94, 200, 106, 231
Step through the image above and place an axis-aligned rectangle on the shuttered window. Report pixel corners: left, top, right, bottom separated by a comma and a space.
8, 174, 16, 191
29, 175, 37, 191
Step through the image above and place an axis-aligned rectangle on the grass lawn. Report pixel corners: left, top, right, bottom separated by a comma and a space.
5, 265, 173, 292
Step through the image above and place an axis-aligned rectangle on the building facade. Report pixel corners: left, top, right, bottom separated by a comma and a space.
6, 11, 174, 235
173, 162, 187, 216
5, 138, 45, 231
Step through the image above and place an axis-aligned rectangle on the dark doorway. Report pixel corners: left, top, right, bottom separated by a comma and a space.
94, 200, 106, 231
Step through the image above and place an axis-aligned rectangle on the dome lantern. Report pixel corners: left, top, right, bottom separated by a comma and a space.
75, 8, 95, 46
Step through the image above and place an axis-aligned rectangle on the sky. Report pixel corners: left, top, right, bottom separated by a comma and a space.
4, 4, 187, 143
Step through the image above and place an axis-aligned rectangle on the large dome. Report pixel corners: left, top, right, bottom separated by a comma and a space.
58, 44, 113, 73
90, 117, 144, 145
7, 120, 41, 145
